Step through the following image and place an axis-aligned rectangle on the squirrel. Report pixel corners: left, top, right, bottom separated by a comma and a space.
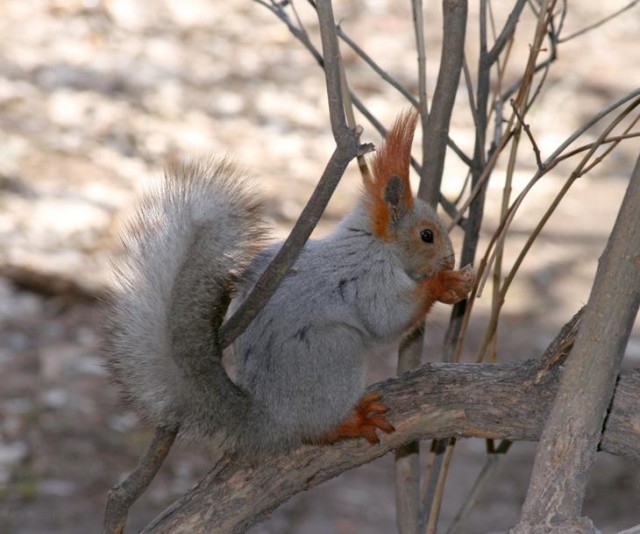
105, 109, 475, 459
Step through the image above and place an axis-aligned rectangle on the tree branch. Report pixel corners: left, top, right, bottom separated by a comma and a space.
558, 0, 639, 43
219, 0, 365, 348
418, 0, 468, 206
103, 428, 178, 534
142, 361, 640, 533
486, 0, 527, 64
139, 311, 640, 533
513, 155, 640, 532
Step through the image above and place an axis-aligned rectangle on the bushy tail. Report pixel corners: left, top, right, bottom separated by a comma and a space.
105, 158, 266, 440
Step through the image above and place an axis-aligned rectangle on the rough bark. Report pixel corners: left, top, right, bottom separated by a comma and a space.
140, 313, 640, 533
512, 154, 640, 533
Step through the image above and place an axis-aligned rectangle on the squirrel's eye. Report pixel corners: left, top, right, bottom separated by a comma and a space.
420, 228, 434, 243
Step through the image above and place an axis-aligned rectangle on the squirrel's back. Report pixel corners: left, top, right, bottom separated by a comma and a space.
105, 158, 266, 440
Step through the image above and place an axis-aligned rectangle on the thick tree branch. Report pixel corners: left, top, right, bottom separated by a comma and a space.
141, 312, 640, 534
513, 155, 640, 533
142, 366, 640, 534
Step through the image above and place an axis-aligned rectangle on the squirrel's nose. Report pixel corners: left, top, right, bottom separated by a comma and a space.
441, 254, 455, 270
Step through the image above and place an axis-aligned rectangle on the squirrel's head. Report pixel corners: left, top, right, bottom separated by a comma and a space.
364, 109, 454, 280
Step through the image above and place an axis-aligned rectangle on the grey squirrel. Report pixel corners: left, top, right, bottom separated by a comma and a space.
105, 110, 475, 458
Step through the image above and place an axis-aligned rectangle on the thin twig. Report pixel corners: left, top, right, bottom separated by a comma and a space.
335, 27, 370, 181
510, 98, 544, 170
337, 25, 419, 107
446, 441, 512, 534
524, 15, 558, 113
462, 53, 479, 132
486, 0, 528, 64
420, 440, 448, 532
464, 0, 554, 364
558, 0, 639, 43
412, 0, 429, 117
543, 88, 640, 165
500, 16, 558, 105
555, 0, 568, 37
395, 1, 432, 528
474, 97, 640, 361
447, 127, 514, 232
580, 114, 640, 175
554, 131, 640, 165
425, 439, 457, 534
103, 428, 178, 534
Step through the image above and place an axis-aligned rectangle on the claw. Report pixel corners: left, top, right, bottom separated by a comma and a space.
362, 426, 380, 444
315, 390, 396, 445
369, 415, 395, 434
366, 402, 389, 415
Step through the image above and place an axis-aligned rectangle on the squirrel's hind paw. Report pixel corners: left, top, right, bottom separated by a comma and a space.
315, 391, 395, 446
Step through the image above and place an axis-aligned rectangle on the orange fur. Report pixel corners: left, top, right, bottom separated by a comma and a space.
365, 109, 419, 239
315, 391, 395, 445
411, 266, 476, 327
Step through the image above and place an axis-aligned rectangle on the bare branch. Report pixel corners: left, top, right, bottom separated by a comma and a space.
412, 0, 429, 117
462, 53, 479, 131
554, 131, 640, 165
471, 92, 640, 331
337, 26, 418, 107
510, 98, 544, 170
103, 428, 178, 534
141, 311, 640, 533
446, 441, 512, 534
424, 439, 456, 534
418, 0, 468, 206
558, 0, 640, 43
513, 155, 640, 532
220, 0, 364, 348
544, 88, 640, 165
486, 0, 528, 63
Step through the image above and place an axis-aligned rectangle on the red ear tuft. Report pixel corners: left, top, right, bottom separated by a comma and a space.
365, 109, 419, 238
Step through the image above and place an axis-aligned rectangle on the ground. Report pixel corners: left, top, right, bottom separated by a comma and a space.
0, 1, 639, 533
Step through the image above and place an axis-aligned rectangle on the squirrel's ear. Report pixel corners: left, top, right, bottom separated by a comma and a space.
365, 109, 419, 239
383, 174, 410, 224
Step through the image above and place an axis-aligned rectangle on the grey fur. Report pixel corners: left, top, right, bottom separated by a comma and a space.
105, 158, 455, 457
105, 158, 267, 452
231, 197, 454, 453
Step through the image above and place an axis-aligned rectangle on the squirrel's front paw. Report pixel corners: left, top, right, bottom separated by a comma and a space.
436, 264, 475, 304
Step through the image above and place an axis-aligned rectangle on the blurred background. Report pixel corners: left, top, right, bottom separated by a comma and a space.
0, 0, 638, 532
